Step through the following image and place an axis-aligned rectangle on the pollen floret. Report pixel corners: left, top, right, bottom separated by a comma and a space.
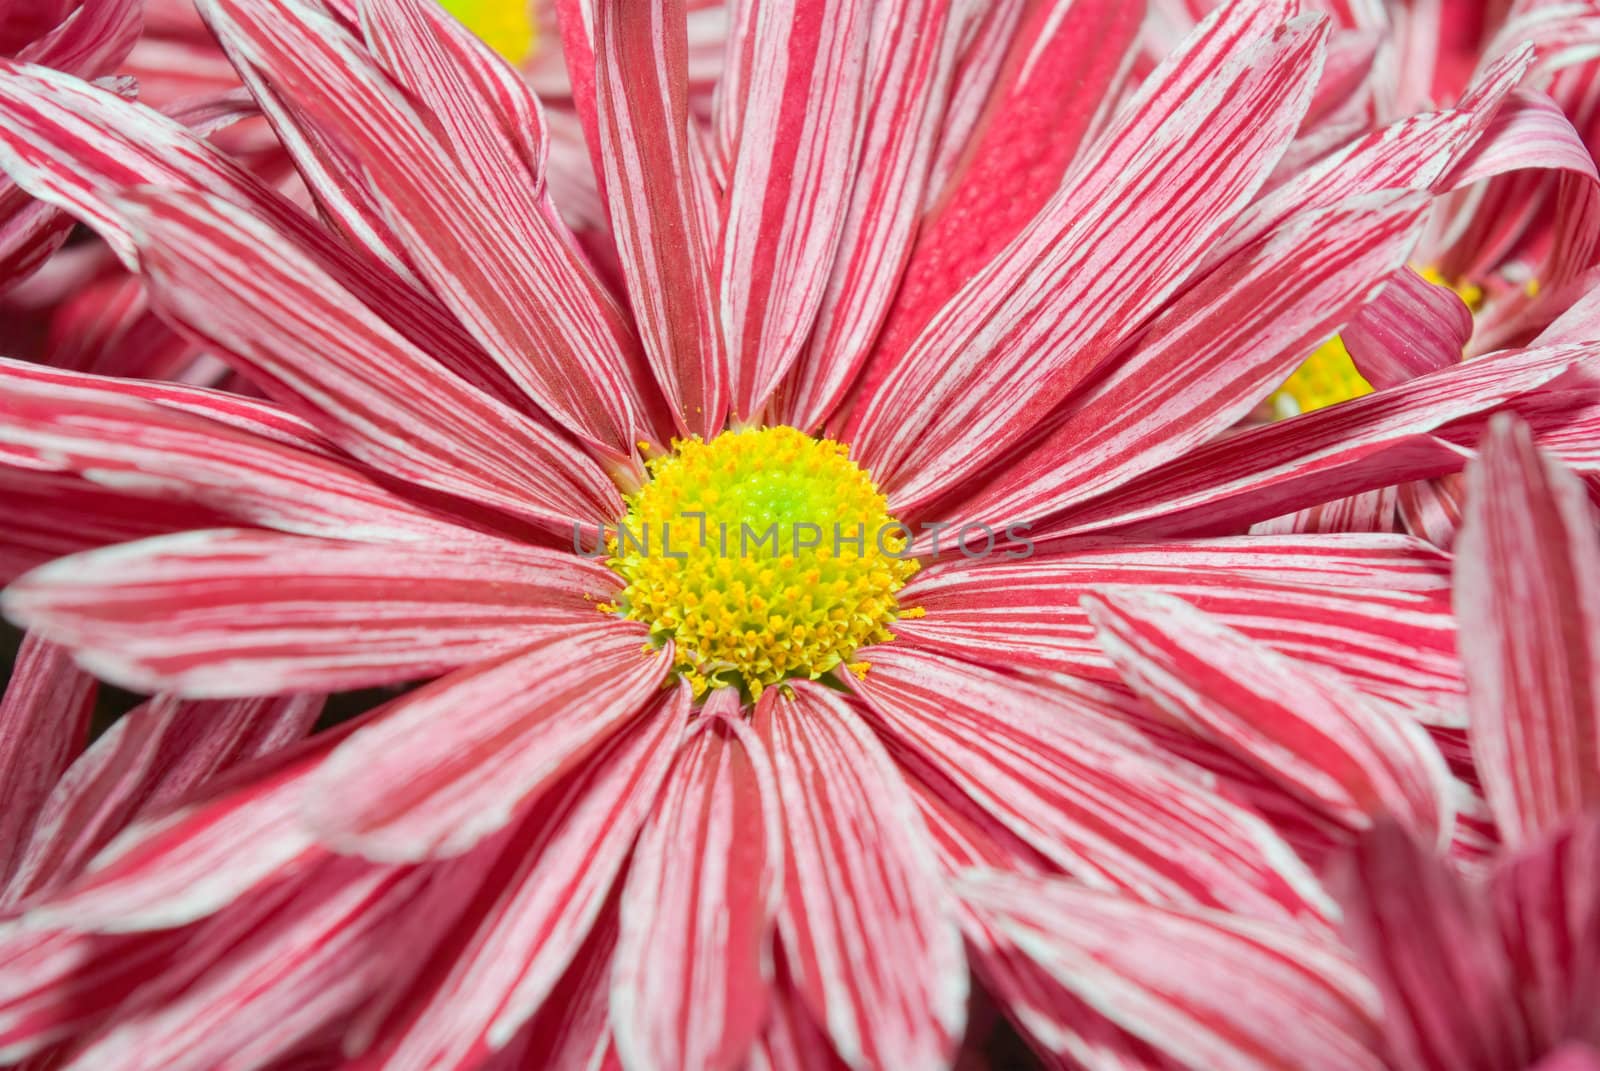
606, 426, 919, 700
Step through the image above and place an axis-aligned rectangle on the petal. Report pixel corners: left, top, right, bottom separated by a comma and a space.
0, 367, 460, 544
755, 683, 966, 1071
719, 0, 872, 418
1455, 415, 1600, 847
351, 688, 688, 1071
304, 622, 671, 859
896, 539, 1464, 724
116, 186, 623, 532
205, 0, 649, 457
850, 3, 1325, 510
592, 0, 727, 437
4, 530, 613, 697
851, 644, 1334, 921
612, 700, 781, 1071
2, 694, 321, 906
1035, 342, 1593, 540
940, 189, 1429, 529
1344, 266, 1475, 389
1084, 588, 1454, 845
0, 636, 93, 890
1332, 822, 1529, 1071
959, 869, 1383, 1071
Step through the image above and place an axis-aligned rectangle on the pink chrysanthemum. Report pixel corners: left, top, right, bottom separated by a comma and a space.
1, 1, 1599, 1069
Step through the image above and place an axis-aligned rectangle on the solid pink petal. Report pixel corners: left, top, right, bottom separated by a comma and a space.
755, 682, 966, 1071
0, 369, 462, 544
591, 0, 726, 438
304, 622, 671, 860
1455, 416, 1600, 847
351, 687, 689, 1071
940, 189, 1429, 529
4, 529, 614, 697
718, 0, 872, 419
206, 0, 650, 457
1334, 822, 1530, 1071
612, 699, 781, 1071
1344, 266, 1475, 389
851, 644, 1333, 921
897, 539, 1463, 724
1084, 588, 1454, 844
960, 869, 1383, 1071
1034, 342, 1593, 540
772, 0, 966, 431
117, 187, 623, 532
0, 636, 93, 890
1, 694, 321, 907
850, 2, 1324, 509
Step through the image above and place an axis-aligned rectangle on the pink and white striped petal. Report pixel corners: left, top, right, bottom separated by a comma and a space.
0, 371, 461, 544
1084, 588, 1454, 844
851, 644, 1334, 921
612, 696, 781, 1071
939, 189, 1429, 530
960, 869, 1384, 1071
1, 693, 320, 907
1034, 342, 1593, 540
1344, 266, 1475, 389
1333, 822, 1530, 1071
896, 539, 1464, 724
755, 683, 966, 1071
351, 687, 688, 1071
851, 2, 1325, 509
203, 0, 650, 457
0, 636, 93, 891
303, 622, 671, 860
1455, 415, 1600, 848
3, 529, 614, 697
117, 187, 623, 533
719, 0, 871, 418
592, 0, 727, 438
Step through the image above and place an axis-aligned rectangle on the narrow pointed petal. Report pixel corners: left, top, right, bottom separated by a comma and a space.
0, 370, 460, 543
304, 623, 671, 860
1037, 342, 1593, 540
1455, 416, 1600, 847
3, 694, 321, 906
851, 645, 1334, 921
3, 530, 614, 697
204, 0, 649, 455
613, 703, 781, 1071
1333, 822, 1530, 1071
721, 0, 871, 417
960, 870, 1383, 1071
772, 0, 966, 431
943, 190, 1429, 529
755, 683, 966, 1071
851, 3, 1325, 508
592, 0, 727, 437
1085, 589, 1454, 844
0, 636, 93, 890
896, 539, 1464, 724
354, 688, 688, 1071
117, 187, 622, 532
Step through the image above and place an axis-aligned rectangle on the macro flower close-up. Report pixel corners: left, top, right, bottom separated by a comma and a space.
0, 0, 1598, 1068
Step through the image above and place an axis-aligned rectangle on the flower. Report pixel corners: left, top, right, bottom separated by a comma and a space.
0, 0, 1596, 1068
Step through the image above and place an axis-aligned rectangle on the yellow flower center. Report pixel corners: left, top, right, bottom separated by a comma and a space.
438, 0, 537, 64
605, 426, 919, 701
1268, 267, 1486, 419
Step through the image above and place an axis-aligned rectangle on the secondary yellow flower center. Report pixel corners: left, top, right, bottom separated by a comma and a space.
439, 0, 537, 63
1268, 267, 1487, 419
606, 426, 919, 701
